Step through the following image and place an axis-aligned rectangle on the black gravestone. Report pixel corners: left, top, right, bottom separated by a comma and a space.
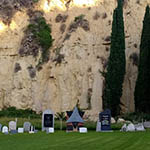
99, 109, 111, 131
44, 114, 53, 127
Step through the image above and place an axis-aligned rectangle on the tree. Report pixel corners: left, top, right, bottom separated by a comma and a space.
134, 6, 150, 113
103, 0, 126, 117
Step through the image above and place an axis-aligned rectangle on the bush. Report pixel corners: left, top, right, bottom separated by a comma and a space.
0, 107, 41, 118
121, 112, 150, 122
28, 17, 53, 63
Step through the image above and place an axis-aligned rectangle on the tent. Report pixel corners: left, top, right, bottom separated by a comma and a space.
66, 107, 84, 131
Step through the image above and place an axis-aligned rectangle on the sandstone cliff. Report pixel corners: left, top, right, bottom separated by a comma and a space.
0, 0, 149, 120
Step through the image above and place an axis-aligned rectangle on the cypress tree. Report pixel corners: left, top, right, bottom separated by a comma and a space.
103, 0, 126, 117
134, 6, 150, 113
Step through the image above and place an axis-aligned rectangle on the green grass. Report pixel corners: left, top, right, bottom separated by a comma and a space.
0, 131, 150, 150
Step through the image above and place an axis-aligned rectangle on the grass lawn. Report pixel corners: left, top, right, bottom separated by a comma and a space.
0, 131, 150, 150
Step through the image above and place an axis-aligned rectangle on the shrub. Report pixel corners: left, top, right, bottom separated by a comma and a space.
0, 107, 41, 118
28, 17, 53, 63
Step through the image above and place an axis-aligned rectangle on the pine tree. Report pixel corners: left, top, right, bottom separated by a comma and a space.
103, 0, 126, 117
134, 6, 150, 113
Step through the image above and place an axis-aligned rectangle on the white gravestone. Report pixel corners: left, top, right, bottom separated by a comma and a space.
29, 126, 34, 134
18, 128, 24, 133
42, 109, 54, 131
9, 121, 17, 131
2, 126, 8, 133
135, 123, 145, 131
96, 119, 101, 132
23, 122, 31, 132
126, 123, 135, 132
46, 128, 54, 133
79, 127, 87, 133
143, 122, 150, 128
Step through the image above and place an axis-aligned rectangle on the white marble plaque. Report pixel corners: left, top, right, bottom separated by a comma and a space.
79, 127, 87, 133
18, 128, 24, 133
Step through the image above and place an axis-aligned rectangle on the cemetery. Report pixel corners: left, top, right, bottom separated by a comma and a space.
0, 0, 150, 149
0, 107, 150, 150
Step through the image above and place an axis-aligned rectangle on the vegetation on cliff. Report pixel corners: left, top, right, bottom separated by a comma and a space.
28, 16, 53, 63
103, 0, 126, 117
134, 6, 150, 113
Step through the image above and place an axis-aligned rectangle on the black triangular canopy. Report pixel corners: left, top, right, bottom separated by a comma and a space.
67, 107, 84, 123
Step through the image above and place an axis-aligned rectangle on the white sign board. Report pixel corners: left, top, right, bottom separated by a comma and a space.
18, 128, 24, 133
79, 127, 87, 133
47, 128, 54, 133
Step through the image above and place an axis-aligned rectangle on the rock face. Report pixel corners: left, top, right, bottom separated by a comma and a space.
0, 0, 149, 120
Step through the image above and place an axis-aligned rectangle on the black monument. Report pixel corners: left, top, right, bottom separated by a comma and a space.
99, 109, 112, 131
44, 114, 53, 127
42, 109, 54, 131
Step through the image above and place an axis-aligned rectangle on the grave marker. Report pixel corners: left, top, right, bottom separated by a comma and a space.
2, 126, 8, 134
99, 109, 112, 131
18, 128, 24, 133
23, 122, 31, 132
9, 121, 16, 131
42, 109, 54, 131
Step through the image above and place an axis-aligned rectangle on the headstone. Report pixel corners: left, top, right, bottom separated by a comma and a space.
135, 123, 145, 131
79, 127, 87, 133
42, 109, 54, 131
23, 122, 31, 132
9, 121, 17, 131
2, 126, 8, 134
46, 128, 54, 134
143, 121, 150, 128
0, 124, 2, 132
96, 119, 101, 132
120, 124, 127, 132
29, 126, 34, 134
18, 128, 24, 133
126, 123, 135, 131
99, 109, 112, 131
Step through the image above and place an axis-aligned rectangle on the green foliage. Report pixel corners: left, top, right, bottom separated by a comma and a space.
103, 0, 126, 117
134, 6, 150, 113
120, 112, 150, 122
28, 17, 53, 63
0, 107, 41, 118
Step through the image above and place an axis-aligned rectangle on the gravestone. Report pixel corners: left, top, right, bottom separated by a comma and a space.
0, 124, 2, 132
42, 109, 54, 131
29, 126, 34, 134
99, 109, 112, 131
9, 121, 17, 131
135, 123, 145, 131
96, 119, 101, 132
18, 128, 24, 133
143, 121, 150, 128
126, 123, 135, 131
79, 127, 87, 133
2, 126, 8, 134
23, 122, 31, 132
46, 128, 54, 134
